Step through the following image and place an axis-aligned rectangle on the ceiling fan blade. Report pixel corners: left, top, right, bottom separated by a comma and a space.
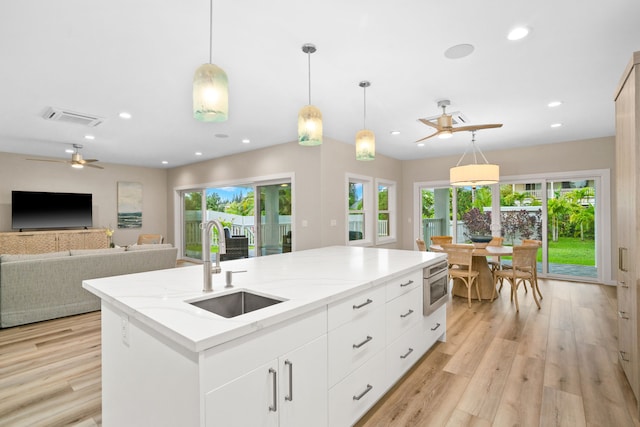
82, 158, 99, 163
415, 132, 440, 143
85, 163, 104, 169
26, 157, 67, 163
451, 123, 503, 133
418, 118, 441, 130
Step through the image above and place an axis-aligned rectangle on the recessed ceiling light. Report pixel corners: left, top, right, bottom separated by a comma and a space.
84, 134, 95, 140
507, 26, 530, 41
390, 130, 401, 135
195, 152, 203, 156
161, 161, 168, 165
444, 44, 475, 59
548, 101, 563, 107
65, 148, 74, 153
417, 143, 425, 147
242, 139, 250, 144
119, 112, 132, 119
551, 123, 563, 128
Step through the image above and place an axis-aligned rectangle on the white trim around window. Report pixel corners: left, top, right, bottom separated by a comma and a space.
346, 173, 374, 246
375, 178, 397, 245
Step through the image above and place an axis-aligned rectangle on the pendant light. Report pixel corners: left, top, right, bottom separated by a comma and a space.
355, 81, 375, 161
298, 43, 322, 146
193, 0, 228, 122
450, 131, 499, 186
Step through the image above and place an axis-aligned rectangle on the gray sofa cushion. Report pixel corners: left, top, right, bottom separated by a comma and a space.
0, 251, 70, 263
126, 243, 174, 251
70, 247, 126, 255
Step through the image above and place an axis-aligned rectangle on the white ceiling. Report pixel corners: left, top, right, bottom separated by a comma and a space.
1, 0, 639, 169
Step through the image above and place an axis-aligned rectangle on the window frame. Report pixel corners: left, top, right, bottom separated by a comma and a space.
375, 178, 396, 245
346, 173, 373, 246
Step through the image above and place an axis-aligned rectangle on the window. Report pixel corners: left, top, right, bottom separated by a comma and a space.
376, 179, 396, 244
347, 174, 373, 245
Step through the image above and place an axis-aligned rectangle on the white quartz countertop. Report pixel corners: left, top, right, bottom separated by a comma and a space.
83, 246, 445, 352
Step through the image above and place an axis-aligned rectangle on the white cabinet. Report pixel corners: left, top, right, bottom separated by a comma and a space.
327, 269, 447, 426
205, 335, 327, 427
202, 308, 327, 427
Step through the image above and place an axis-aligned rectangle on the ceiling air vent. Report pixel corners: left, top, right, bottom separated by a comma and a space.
42, 107, 104, 127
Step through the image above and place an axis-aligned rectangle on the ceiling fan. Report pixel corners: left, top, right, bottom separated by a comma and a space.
27, 144, 104, 169
416, 100, 503, 142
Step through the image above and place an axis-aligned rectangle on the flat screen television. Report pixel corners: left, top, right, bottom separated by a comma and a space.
11, 191, 93, 230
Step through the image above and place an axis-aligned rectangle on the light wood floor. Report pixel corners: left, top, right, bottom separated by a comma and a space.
0, 279, 638, 426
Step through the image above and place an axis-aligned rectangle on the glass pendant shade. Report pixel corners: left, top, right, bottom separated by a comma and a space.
450, 163, 499, 186
355, 129, 375, 161
298, 105, 323, 146
193, 63, 228, 122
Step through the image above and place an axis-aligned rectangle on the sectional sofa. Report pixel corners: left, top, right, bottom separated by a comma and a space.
0, 244, 178, 328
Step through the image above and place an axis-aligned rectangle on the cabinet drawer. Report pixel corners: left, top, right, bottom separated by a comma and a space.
386, 322, 424, 383
328, 286, 385, 331
328, 305, 385, 387
328, 350, 386, 427
423, 303, 446, 350
386, 286, 422, 343
386, 270, 422, 302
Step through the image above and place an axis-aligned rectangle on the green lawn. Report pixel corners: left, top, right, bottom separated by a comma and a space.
546, 237, 595, 266
502, 237, 595, 266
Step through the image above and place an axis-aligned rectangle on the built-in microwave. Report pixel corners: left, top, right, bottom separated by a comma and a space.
423, 260, 449, 315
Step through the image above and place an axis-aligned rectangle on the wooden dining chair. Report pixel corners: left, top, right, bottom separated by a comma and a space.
492, 245, 540, 311
416, 238, 427, 252
442, 243, 480, 308
430, 235, 453, 246
521, 239, 542, 300
137, 234, 164, 245
487, 236, 504, 272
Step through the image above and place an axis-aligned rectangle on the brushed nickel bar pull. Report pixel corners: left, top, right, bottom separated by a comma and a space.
400, 348, 414, 359
400, 309, 414, 318
353, 335, 373, 349
284, 360, 293, 402
620, 280, 629, 288
618, 311, 630, 320
268, 368, 277, 412
353, 299, 373, 310
619, 247, 628, 272
400, 279, 414, 287
353, 384, 373, 401
430, 322, 441, 331
619, 350, 630, 362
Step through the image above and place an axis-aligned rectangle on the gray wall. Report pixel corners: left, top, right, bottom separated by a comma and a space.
0, 135, 616, 280
0, 152, 168, 247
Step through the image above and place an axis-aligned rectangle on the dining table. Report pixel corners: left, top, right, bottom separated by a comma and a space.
430, 244, 513, 301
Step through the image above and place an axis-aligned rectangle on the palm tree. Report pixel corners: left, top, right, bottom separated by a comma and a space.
547, 195, 571, 242
570, 204, 595, 240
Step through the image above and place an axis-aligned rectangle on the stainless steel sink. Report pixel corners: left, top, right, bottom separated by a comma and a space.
189, 291, 283, 318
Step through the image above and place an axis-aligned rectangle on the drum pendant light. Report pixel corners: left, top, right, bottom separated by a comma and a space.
450, 131, 499, 186
193, 0, 228, 122
355, 81, 375, 161
298, 43, 322, 146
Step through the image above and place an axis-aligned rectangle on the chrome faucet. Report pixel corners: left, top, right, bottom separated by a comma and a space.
201, 220, 227, 292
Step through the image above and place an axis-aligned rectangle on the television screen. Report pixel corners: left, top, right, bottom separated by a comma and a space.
12, 191, 93, 230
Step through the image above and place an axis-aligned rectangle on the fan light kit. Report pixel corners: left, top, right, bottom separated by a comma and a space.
27, 144, 103, 169
417, 100, 503, 142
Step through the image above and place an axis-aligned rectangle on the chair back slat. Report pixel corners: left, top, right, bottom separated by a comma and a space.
431, 235, 453, 245
416, 238, 427, 252
442, 243, 474, 269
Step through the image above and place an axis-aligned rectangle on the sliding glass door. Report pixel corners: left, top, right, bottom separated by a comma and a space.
417, 169, 609, 283
256, 183, 292, 255
182, 190, 204, 260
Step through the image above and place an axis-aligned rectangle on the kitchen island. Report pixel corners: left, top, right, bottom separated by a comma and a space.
83, 246, 447, 427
